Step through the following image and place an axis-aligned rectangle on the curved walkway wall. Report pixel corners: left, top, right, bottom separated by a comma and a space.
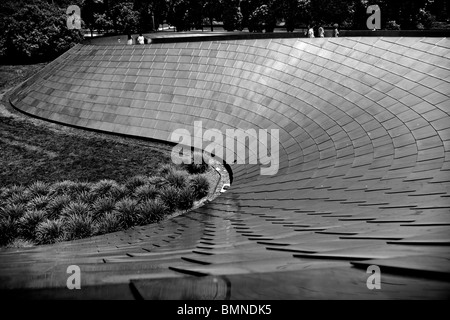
3, 36, 450, 299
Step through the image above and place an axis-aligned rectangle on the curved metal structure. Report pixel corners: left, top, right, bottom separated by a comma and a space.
1, 35, 450, 299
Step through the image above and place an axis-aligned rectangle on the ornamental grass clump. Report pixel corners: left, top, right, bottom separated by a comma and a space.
138, 198, 168, 225
114, 197, 140, 229
189, 175, 210, 200
18, 209, 47, 241
64, 214, 95, 240
35, 219, 65, 244
95, 212, 123, 235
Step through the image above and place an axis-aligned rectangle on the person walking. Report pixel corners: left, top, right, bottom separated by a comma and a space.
333, 24, 339, 37
127, 34, 133, 45
307, 25, 315, 38
318, 26, 325, 38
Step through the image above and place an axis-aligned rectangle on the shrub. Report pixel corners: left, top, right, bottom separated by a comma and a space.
69, 182, 91, 195
134, 184, 159, 202
27, 195, 52, 211
92, 196, 117, 219
64, 214, 95, 240
125, 175, 148, 192
50, 181, 91, 196
109, 184, 130, 201
0, 203, 27, 220
184, 156, 209, 174
90, 179, 119, 198
1, 185, 27, 200
18, 210, 47, 241
185, 162, 209, 175
385, 20, 401, 30
5, 238, 35, 248
27, 181, 50, 197
35, 219, 65, 244
0, 190, 6, 207
190, 175, 210, 200
177, 186, 194, 211
147, 176, 168, 189
76, 190, 97, 204
95, 212, 123, 235
114, 197, 140, 229
11, 185, 26, 194
0, 187, 8, 201
139, 198, 168, 224
416, 9, 435, 30
47, 195, 71, 219
165, 170, 188, 189
159, 186, 180, 213
0, 217, 18, 246
61, 201, 92, 217
0, 164, 210, 245
158, 164, 176, 177
4, 191, 33, 206
50, 180, 77, 196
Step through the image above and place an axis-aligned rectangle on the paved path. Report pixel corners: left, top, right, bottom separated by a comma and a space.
2, 36, 450, 299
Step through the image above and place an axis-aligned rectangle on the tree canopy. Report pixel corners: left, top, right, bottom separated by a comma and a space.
0, 0, 448, 62
0, 0, 84, 63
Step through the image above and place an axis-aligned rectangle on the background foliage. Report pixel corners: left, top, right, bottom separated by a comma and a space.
0, 0, 84, 63
0, 0, 448, 62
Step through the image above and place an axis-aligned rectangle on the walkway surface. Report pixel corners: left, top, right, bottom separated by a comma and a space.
1, 36, 450, 299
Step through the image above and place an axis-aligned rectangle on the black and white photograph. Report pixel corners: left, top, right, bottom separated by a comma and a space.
0, 0, 449, 304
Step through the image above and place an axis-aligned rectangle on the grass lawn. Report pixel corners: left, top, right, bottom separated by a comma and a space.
0, 113, 172, 187
0, 63, 48, 95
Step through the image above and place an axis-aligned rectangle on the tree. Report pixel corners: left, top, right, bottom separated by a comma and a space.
109, 2, 141, 33
204, 0, 222, 31
133, 0, 167, 32
93, 12, 114, 33
280, 0, 301, 32
242, 0, 264, 25
369, 0, 431, 29
167, 0, 191, 31
416, 8, 436, 29
248, 4, 276, 32
307, 0, 355, 26
240, 0, 251, 28
188, 0, 204, 30
427, 0, 450, 22
349, 0, 368, 29
222, 0, 243, 31
133, 0, 152, 31
0, 0, 84, 63
149, 0, 170, 31
82, 0, 106, 36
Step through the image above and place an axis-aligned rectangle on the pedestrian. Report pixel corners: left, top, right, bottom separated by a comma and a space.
137, 33, 145, 45
127, 34, 133, 45
318, 26, 325, 38
307, 25, 315, 38
333, 24, 339, 37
